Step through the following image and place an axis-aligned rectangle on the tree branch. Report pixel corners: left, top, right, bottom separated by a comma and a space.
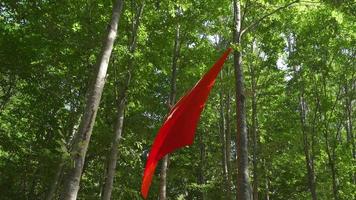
241, 0, 251, 28
241, 0, 299, 36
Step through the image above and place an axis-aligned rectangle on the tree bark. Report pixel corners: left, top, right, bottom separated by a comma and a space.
250, 65, 259, 200
61, 1, 124, 199
229, 1, 301, 198
101, 3, 144, 200
159, 155, 168, 200
159, 22, 180, 200
233, 0, 251, 199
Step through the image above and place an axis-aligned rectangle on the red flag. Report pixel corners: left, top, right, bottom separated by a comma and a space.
141, 48, 232, 198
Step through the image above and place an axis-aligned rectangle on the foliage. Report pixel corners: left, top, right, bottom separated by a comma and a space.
0, 0, 354, 199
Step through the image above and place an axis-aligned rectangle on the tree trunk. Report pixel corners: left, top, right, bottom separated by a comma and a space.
46, 162, 65, 200
101, 97, 125, 200
220, 66, 232, 200
61, 1, 124, 199
299, 94, 318, 200
233, 0, 251, 199
323, 128, 339, 200
225, 90, 233, 198
318, 78, 341, 200
159, 155, 168, 200
198, 131, 207, 200
265, 179, 270, 200
320, 107, 341, 200
219, 76, 229, 198
289, 32, 317, 200
101, 3, 144, 200
159, 22, 180, 200
251, 66, 259, 200
264, 159, 270, 200
344, 83, 355, 183
46, 111, 82, 200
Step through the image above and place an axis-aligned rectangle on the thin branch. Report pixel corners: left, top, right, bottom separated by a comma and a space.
241, 0, 251, 27
299, 1, 322, 4
241, 0, 299, 36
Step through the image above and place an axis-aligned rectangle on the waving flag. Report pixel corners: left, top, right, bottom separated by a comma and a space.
141, 48, 232, 198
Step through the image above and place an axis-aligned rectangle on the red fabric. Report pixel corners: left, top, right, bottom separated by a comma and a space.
141, 48, 232, 198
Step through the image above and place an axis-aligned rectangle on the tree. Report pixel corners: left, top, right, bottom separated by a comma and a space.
0, 1, 354, 199
159, 18, 180, 200
61, 1, 124, 199
101, 2, 144, 199
232, 1, 251, 199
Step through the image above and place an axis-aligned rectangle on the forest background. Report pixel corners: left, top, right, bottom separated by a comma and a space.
0, 0, 354, 200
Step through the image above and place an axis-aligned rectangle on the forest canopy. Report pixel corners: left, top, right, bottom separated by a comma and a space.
0, 0, 355, 200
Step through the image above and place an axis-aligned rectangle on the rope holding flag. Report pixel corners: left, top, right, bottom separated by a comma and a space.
141, 48, 232, 199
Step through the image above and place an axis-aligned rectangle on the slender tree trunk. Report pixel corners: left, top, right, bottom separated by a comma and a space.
344, 83, 355, 183
251, 66, 259, 200
219, 91, 227, 180
46, 162, 65, 200
159, 23, 180, 200
46, 111, 82, 200
233, 0, 251, 199
225, 90, 233, 198
61, 1, 124, 199
101, 97, 125, 200
265, 180, 270, 200
330, 153, 339, 200
220, 66, 232, 199
319, 79, 341, 200
159, 155, 168, 200
198, 131, 207, 200
264, 159, 270, 200
323, 128, 339, 200
219, 76, 229, 198
101, 4, 144, 200
289, 32, 317, 200
298, 94, 318, 200
322, 118, 341, 200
